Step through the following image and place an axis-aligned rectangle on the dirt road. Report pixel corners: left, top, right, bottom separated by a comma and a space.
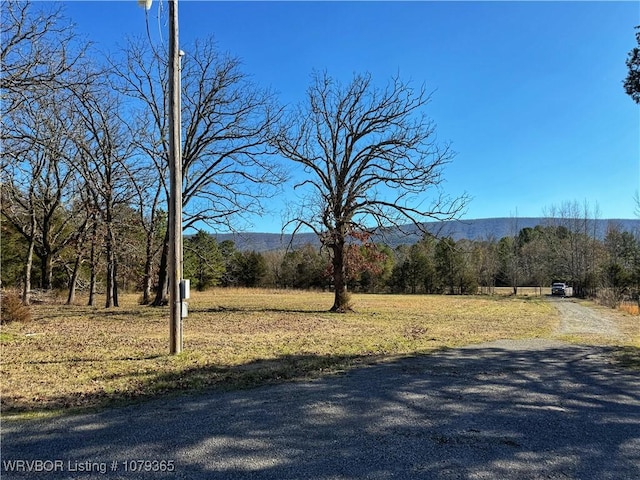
550, 297, 625, 339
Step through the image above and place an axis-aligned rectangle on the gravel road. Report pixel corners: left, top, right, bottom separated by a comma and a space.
550, 297, 624, 338
3, 302, 639, 480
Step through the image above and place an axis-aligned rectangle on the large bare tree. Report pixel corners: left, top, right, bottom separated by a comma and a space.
112, 36, 287, 305
274, 72, 467, 311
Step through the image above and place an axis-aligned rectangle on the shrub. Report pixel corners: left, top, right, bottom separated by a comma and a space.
1, 291, 31, 324
597, 288, 622, 309
619, 302, 640, 316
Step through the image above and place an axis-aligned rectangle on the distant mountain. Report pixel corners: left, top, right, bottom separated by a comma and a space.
213, 217, 640, 252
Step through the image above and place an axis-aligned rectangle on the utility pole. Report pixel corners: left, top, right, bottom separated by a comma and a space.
168, 0, 183, 354
137, 0, 185, 353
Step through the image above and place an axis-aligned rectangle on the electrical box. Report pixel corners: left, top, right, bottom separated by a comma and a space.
181, 302, 188, 318
180, 279, 190, 300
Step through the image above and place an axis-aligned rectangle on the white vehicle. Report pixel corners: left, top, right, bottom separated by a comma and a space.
551, 283, 572, 297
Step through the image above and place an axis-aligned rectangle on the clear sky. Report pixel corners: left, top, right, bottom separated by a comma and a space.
59, 1, 639, 232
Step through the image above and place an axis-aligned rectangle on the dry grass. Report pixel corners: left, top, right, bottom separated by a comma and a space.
0, 289, 562, 417
0, 290, 32, 324
619, 302, 640, 316
491, 286, 550, 297
611, 302, 640, 369
613, 305, 640, 342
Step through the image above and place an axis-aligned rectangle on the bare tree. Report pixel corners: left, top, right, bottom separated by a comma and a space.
111, 36, 287, 305
497, 214, 522, 295
274, 72, 467, 311
127, 161, 166, 305
1, 0, 102, 304
179, 40, 285, 229
70, 74, 136, 308
1, 172, 40, 305
1, 87, 83, 302
0, 0, 90, 116
109, 83, 166, 304
109, 37, 170, 305
473, 238, 499, 295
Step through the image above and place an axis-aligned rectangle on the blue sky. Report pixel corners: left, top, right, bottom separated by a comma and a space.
60, 1, 639, 232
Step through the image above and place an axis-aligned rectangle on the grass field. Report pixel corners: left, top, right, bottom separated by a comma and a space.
0, 289, 633, 417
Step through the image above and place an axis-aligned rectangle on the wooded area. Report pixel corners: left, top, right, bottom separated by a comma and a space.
1, 1, 285, 308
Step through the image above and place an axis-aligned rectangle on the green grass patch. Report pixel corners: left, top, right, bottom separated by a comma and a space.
0, 332, 19, 342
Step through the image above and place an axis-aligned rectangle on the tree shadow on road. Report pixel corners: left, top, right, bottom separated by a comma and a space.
1, 351, 387, 414
3, 342, 640, 479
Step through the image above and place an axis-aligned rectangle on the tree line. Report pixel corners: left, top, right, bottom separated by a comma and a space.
2, 3, 637, 311
4, 199, 638, 308
178, 207, 640, 308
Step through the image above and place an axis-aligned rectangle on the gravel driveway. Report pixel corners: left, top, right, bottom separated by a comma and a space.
550, 297, 624, 338
3, 302, 639, 480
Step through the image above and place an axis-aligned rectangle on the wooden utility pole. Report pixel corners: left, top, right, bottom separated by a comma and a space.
168, 0, 183, 354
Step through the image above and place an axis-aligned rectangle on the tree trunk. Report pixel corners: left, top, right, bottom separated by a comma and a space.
22, 236, 35, 306
152, 230, 170, 306
21, 202, 37, 305
105, 257, 114, 308
66, 255, 81, 305
113, 257, 119, 307
40, 254, 53, 290
330, 241, 351, 312
105, 226, 116, 308
88, 220, 98, 307
141, 261, 152, 305
141, 234, 154, 305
